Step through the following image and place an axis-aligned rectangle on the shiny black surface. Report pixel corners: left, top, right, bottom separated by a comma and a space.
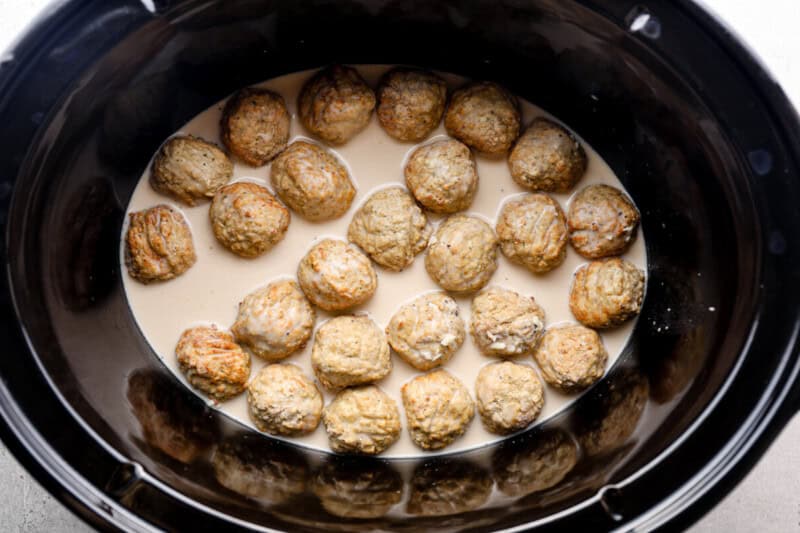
1, 0, 799, 530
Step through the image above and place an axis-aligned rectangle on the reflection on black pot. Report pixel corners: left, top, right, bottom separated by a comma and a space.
312, 457, 402, 519
407, 459, 492, 517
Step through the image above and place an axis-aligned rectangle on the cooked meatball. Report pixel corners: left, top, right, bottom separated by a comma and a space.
401, 369, 475, 450
496, 193, 568, 274
247, 363, 323, 436
298, 65, 376, 145
533, 324, 608, 391
376, 68, 447, 142
567, 184, 640, 258
322, 385, 401, 455
347, 187, 431, 271
470, 287, 545, 357
175, 325, 251, 401
297, 238, 377, 311
221, 87, 290, 166
270, 140, 356, 221
386, 292, 465, 371
475, 361, 544, 434
150, 135, 233, 205
569, 258, 645, 328
425, 215, 498, 293
444, 81, 520, 156
125, 204, 196, 283
312, 459, 402, 518
209, 182, 290, 258
508, 118, 587, 192
231, 279, 315, 361
407, 460, 492, 516
492, 430, 578, 497
311, 315, 391, 389
404, 139, 478, 214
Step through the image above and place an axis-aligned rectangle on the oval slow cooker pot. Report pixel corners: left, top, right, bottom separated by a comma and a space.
2, 0, 800, 530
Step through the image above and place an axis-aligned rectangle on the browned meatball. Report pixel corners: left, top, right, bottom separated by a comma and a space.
298, 65, 376, 145
508, 118, 587, 192
221, 88, 290, 166
404, 139, 479, 214
297, 239, 378, 311
322, 385, 401, 455
376, 68, 447, 142
175, 325, 251, 401
444, 81, 520, 156
475, 361, 544, 434
470, 287, 545, 357
533, 324, 608, 391
425, 214, 498, 293
570, 258, 645, 328
125, 204, 196, 283
402, 370, 475, 450
496, 193, 568, 274
568, 184, 640, 258
150, 135, 233, 205
247, 363, 323, 436
209, 182, 290, 258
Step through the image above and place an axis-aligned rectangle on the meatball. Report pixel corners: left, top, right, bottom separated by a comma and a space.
376, 68, 447, 142
407, 460, 492, 516
386, 292, 465, 371
297, 239, 377, 311
175, 325, 250, 401
567, 184, 640, 258
221, 87, 290, 166
322, 385, 401, 455
270, 141, 356, 221
150, 135, 233, 206
209, 182, 290, 258
496, 193, 568, 274
404, 139, 478, 214
298, 65, 376, 145
508, 118, 587, 192
231, 279, 315, 361
569, 258, 645, 328
312, 459, 402, 518
311, 316, 391, 390
470, 287, 545, 357
475, 361, 544, 434
444, 81, 520, 156
425, 215, 498, 293
492, 430, 578, 497
247, 363, 323, 436
533, 324, 608, 391
401, 369, 475, 450
125, 204, 196, 283
347, 187, 431, 271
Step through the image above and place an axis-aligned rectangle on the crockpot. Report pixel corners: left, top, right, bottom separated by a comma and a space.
1, 0, 800, 530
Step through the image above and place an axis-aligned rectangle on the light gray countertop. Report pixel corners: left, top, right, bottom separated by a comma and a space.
1, 1, 798, 531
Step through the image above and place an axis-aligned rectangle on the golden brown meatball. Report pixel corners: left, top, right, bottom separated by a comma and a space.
175, 325, 251, 401
404, 139, 478, 214
297, 238, 378, 311
567, 184, 640, 258
401, 369, 475, 450
125, 204, 196, 283
425, 215, 498, 293
312, 459, 402, 518
376, 68, 447, 142
508, 118, 587, 192
150, 135, 233, 206
407, 460, 492, 516
475, 361, 544, 434
470, 287, 545, 357
221, 87, 290, 166
270, 141, 356, 221
298, 65, 376, 145
322, 385, 401, 455
492, 430, 578, 497
311, 315, 391, 390
569, 258, 645, 328
533, 324, 607, 391
247, 363, 323, 436
444, 81, 520, 156
209, 182, 290, 258
496, 193, 568, 274
231, 279, 315, 361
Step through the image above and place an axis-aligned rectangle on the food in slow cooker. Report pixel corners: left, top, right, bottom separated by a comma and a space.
406, 459, 492, 516
568, 184, 640, 258
125, 204, 196, 283
311, 459, 403, 518
246, 363, 323, 436
347, 187, 431, 271
475, 361, 544, 434
425, 214, 498, 293
231, 279, 315, 361
270, 140, 356, 221
533, 324, 608, 391
569, 257, 645, 328
445, 81, 520, 156
322, 385, 401, 455
376, 67, 447, 142
470, 286, 546, 357
496, 193, 568, 274
221, 87, 290, 166
404, 138, 479, 214
298, 65, 376, 145
385, 291, 465, 371
175, 325, 251, 401
209, 181, 290, 258
150, 135, 233, 206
